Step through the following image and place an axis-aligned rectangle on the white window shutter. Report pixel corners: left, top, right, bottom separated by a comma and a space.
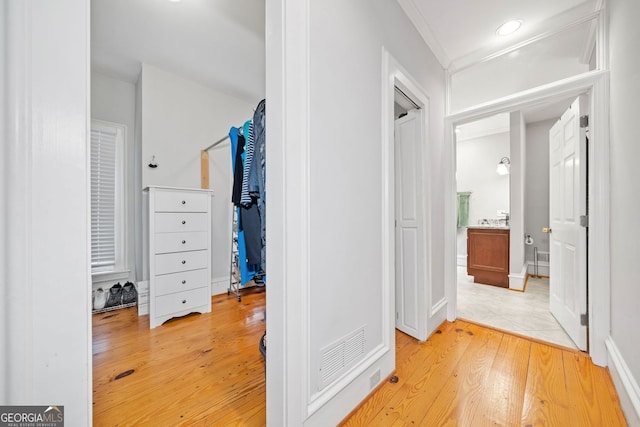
91, 126, 118, 271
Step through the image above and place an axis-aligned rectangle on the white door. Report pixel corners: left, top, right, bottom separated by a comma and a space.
395, 110, 425, 340
549, 96, 588, 351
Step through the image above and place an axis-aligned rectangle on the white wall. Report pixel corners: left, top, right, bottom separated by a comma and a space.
140, 64, 258, 289
266, 0, 445, 425
1, 0, 91, 423
608, 0, 640, 423
509, 111, 527, 289
91, 72, 137, 286
455, 131, 510, 260
524, 119, 554, 263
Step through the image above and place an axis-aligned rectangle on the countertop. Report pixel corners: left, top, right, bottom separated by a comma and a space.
466, 225, 510, 230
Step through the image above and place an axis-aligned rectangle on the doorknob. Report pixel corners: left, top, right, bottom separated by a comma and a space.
543, 227, 552, 234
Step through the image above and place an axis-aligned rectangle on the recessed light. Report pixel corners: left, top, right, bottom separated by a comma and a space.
168, 0, 181, 3
496, 20, 522, 37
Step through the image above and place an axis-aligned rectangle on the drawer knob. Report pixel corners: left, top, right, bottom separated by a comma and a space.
182, 240, 186, 244
182, 220, 186, 225
181, 260, 186, 264
182, 280, 186, 284
181, 200, 186, 205
182, 299, 187, 304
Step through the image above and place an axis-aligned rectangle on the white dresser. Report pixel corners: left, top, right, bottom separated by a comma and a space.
146, 186, 213, 328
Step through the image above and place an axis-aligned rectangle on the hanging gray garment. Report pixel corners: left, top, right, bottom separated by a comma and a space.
247, 99, 265, 198
249, 99, 267, 272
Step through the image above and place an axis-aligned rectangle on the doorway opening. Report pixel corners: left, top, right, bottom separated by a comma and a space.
452, 94, 590, 351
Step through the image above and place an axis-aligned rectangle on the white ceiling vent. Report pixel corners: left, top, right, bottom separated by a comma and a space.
319, 326, 366, 389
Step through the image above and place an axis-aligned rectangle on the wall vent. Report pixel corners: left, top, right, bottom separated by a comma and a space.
319, 326, 366, 389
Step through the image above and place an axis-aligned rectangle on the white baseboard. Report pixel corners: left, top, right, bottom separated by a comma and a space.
211, 276, 230, 296
508, 264, 527, 291
138, 303, 149, 316
606, 336, 640, 425
456, 255, 467, 267
526, 260, 550, 277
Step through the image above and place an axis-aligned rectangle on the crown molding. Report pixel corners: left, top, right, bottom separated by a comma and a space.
396, 0, 450, 68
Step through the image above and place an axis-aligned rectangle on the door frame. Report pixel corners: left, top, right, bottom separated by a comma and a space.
443, 69, 611, 366
382, 48, 433, 343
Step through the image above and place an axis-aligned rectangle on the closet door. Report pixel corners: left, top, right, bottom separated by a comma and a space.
394, 110, 426, 340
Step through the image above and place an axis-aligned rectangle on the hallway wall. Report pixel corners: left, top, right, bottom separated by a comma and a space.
524, 119, 554, 264
608, 0, 640, 422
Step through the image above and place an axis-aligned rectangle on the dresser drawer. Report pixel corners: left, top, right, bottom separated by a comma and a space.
155, 231, 209, 254
155, 286, 210, 317
155, 250, 209, 275
154, 190, 209, 213
155, 268, 209, 296
155, 212, 209, 233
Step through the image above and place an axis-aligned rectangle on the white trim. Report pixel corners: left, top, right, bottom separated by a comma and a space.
307, 343, 388, 414
448, 70, 608, 123
456, 254, 467, 266
455, 124, 509, 142
444, 70, 611, 366
526, 261, 550, 277
431, 297, 447, 317
92, 270, 130, 288
606, 337, 640, 423
508, 264, 528, 291
395, 0, 450, 68
3, 0, 35, 401
265, 0, 310, 424
449, 10, 601, 74
211, 276, 229, 296
383, 49, 433, 343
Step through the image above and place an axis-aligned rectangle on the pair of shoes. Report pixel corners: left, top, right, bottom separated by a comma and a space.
122, 281, 137, 304
93, 288, 106, 310
104, 283, 123, 308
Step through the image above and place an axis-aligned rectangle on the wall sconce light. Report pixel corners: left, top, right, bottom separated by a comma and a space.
497, 157, 510, 175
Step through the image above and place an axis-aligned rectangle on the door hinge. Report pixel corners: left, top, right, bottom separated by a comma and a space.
396, 312, 399, 320
580, 115, 589, 129
580, 215, 589, 227
580, 313, 589, 326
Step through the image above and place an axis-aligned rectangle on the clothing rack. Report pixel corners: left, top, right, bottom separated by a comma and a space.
204, 135, 229, 152
200, 125, 242, 189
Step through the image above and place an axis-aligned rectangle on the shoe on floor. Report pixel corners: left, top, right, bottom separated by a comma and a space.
93, 288, 106, 310
122, 281, 138, 305
104, 283, 123, 308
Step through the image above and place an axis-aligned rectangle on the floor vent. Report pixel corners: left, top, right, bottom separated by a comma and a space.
319, 327, 366, 389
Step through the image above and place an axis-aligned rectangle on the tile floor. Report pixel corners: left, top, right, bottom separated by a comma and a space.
457, 266, 578, 350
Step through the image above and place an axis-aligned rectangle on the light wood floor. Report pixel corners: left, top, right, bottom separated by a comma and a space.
94, 290, 626, 426
342, 320, 627, 426
92, 287, 267, 426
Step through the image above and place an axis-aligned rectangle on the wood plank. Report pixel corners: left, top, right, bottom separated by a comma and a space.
200, 150, 209, 189
94, 292, 626, 427
340, 322, 455, 426
563, 351, 628, 426
416, 323, 503, 426
93, 290, 266, 426
521, 342, 571, 426
472, 333, 532, 426
365, 321, 478, 425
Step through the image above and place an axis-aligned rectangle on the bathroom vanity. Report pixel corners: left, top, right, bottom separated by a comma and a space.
467, 226, 510, 288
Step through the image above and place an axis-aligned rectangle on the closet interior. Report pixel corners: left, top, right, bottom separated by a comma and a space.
90, 0, 267, 423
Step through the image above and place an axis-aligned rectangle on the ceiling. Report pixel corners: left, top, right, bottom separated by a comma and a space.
91, 0, 596, 115
398, 0, 598, 69
91, 0, 265, 102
